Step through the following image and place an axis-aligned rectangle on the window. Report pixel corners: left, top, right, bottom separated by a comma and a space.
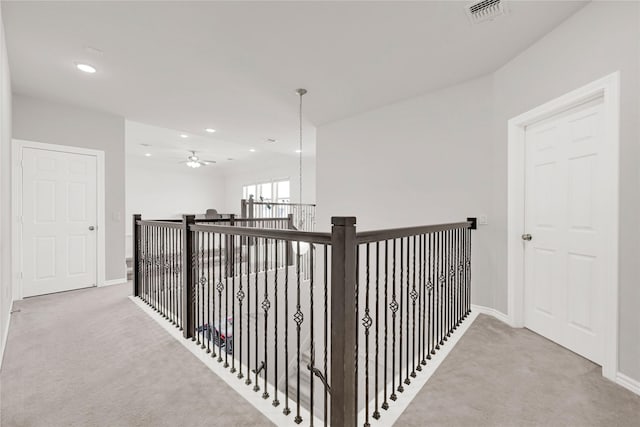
243, 179, 290, 203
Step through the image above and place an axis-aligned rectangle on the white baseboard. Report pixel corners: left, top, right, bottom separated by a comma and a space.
101, 277, 128, 287
1, 299, 14, 369
471, 304, 513, 326
616, 372, 640, 396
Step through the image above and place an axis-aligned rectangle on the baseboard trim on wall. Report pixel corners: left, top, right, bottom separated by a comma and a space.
470, 304, 513, 326
616, 372, 640, 396
1, 299, 14, 369
101, 278, 127, 287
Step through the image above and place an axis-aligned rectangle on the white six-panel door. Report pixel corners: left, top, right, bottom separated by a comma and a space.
524, 98, 605, 365
21, 147, 98, 297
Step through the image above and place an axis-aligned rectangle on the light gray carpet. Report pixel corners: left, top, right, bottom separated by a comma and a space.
398, 314, 640, 426
0, 283, 273, 427
2, 285, 639, 427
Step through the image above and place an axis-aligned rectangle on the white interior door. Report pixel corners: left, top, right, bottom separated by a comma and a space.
21, 147, 98, 297
523, 98, 605, 365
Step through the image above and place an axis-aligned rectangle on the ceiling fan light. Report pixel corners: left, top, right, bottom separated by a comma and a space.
186, 160, 201, 168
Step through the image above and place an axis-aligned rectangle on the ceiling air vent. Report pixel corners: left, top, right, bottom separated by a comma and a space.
465, 0, 507, 24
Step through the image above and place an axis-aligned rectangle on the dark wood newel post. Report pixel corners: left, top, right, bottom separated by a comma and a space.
330, 216, 358, 427
182, 214, 196, 339
240, 199, 247, 219
132, 214, 141, 297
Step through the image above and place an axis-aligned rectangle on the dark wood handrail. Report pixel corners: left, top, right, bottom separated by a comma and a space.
189, 223, 332, 244
355, 220, 474, 244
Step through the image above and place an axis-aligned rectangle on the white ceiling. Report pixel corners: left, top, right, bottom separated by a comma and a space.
3, 1, 586, 159
125, 119, 299, 170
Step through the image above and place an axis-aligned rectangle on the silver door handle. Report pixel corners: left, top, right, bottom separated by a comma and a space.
89, 226, 95, 231
521, 233, 532, 241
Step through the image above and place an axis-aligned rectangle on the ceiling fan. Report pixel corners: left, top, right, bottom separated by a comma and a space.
180, 151, 215, 168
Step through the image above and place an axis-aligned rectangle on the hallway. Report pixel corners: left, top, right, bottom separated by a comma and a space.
2, 284, 639, 426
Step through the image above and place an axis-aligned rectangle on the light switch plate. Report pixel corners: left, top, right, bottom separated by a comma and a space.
479, 215, 488, 225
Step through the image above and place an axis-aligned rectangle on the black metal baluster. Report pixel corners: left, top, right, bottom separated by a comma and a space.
168, 228, 173, 324
323, 244, 328, 425
237, 234, 244, 379
466, 227, 472, 316
398, 238, 404, 392
224, 233, 230, 368
152, 226, 156, 310
410, 235, 417, 379
218, 233, 224, 363
199, 232, 205, 348
443, 230, 449, 341
403, 237, 411, 385
382, 240, 390, 410
262, 238, 270, 398
390, 239, 398, 402
254, 236, 259, 390
160, 227, 165, 317
440, 230, 446, 346
456, 228, 461, 327
165, 227, 169, 319
192, 231, 198, 343
231, 234, 237, 374
373, 241, 381, 419
355, 245, 360, 423
205, 231, 210, 353
309, 244, 315, 426
450, 229, 456, 330
428, 233, 433, 359
294, 242, 303, 424
283, 240, 291, 416
245, 234, 251, 385
436, 231, 442, 350
421, 234, 427, 366
273, 239, 280, 407
363, 243, 371, 427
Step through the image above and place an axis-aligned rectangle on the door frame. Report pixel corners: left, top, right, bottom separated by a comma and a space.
11, 139, 106, 299
507, 72, 620, 381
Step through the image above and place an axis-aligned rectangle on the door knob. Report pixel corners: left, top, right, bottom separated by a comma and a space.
521, 233, 532, 241
89, 226, 95, 231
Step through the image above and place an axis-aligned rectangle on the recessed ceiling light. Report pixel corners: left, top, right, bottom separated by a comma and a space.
249, 149, 256, 152
205, 128, 216, 133
76, 63, 96, 73
227, 158, 234, 161
144, 153, 152, 157
295, 149, 302, 153
180, 134, 188, 138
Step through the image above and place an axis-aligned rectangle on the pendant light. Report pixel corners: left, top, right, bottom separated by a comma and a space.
293, 88, 310, 256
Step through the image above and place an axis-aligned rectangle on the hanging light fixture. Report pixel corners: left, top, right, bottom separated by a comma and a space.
293, 88, 310, 256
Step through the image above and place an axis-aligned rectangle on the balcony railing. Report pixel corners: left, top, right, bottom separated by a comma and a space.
241, 199, 316, 232
132, 214, 476, 426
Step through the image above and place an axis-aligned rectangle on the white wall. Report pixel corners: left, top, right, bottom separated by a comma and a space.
316, 1, 640, 382
491, 1, 640, 381
125, 156, 226, 257
12, 94, 126, 282
223, 156, 316, 216
0, 6, 13, 362
317, 75, 494, 305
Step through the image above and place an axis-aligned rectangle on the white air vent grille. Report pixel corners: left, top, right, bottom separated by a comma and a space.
465, 0, 507, 24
